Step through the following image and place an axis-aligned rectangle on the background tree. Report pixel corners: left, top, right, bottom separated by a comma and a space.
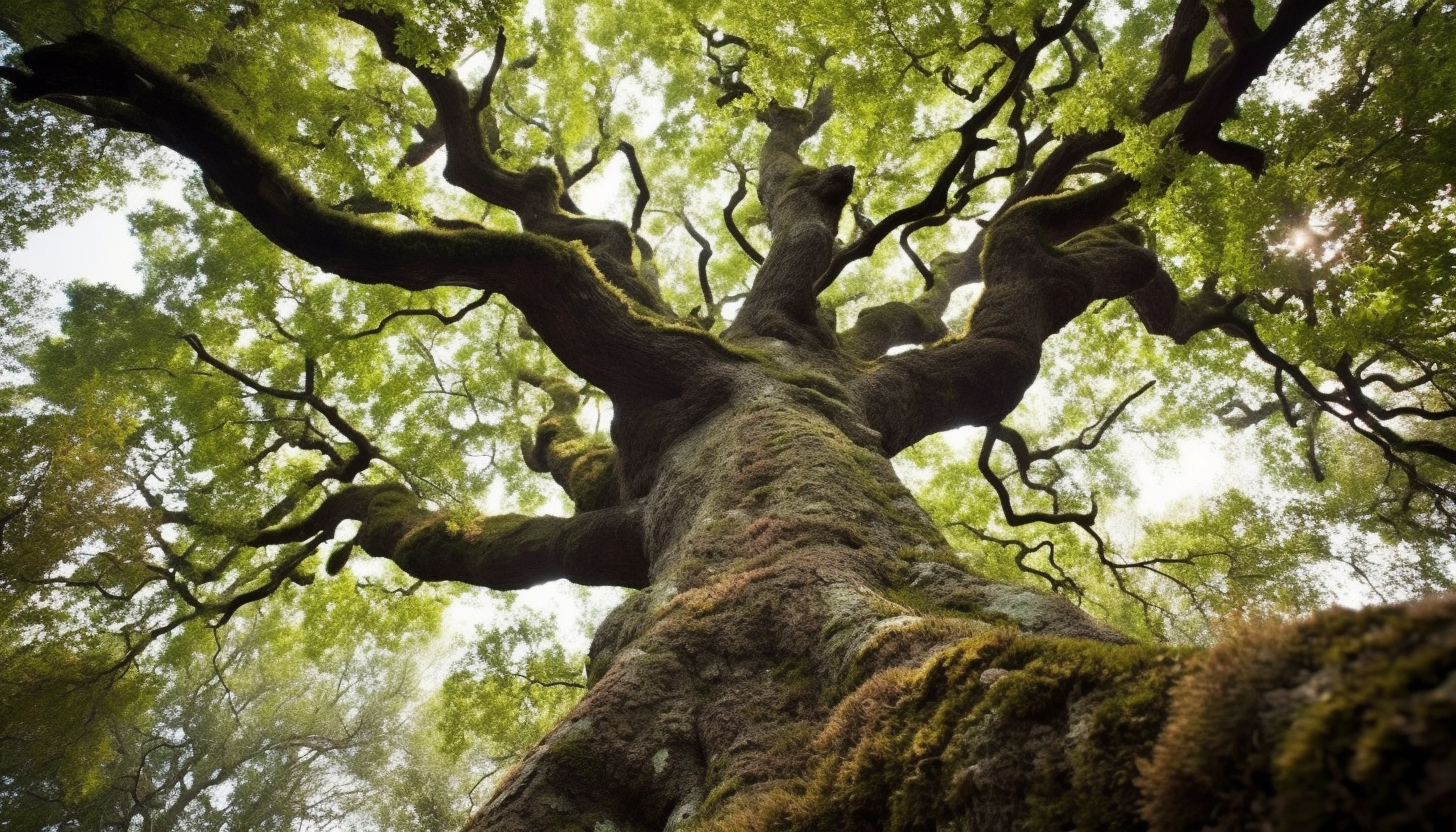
2, 0, 1454, 829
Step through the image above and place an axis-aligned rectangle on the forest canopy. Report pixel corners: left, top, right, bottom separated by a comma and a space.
2, 0, 1454, 826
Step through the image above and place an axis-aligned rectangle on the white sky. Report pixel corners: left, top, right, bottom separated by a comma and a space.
10, 182, 185, 298
12, 207, 143, 292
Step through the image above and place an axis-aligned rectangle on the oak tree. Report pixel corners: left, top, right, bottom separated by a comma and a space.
3, 0, 1455, 828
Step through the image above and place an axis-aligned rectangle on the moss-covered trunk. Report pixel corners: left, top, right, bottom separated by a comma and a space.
464, 365, 1456, 832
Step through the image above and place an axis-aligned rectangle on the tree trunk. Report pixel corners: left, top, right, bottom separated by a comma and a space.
466, 362, 1456, 832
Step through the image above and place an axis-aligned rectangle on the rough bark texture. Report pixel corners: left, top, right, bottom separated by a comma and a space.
457, 355, 1456, 831
467, 353, 1134, 831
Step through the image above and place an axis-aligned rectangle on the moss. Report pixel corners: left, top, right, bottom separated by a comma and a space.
896, 544, 962, 567
883, 567, 1018, 628
881, 585, 963, 618
1008, 641, 1188, 832
841, 616, 990, 694
698, 776, 744, 819
772, 658, 816, 686
544, 717, 598, 768
389, 511, 562, 582
694, 630, 1183, 832
563, 445, 619, 511
841, 301, 949, 360
719, 343, 848, 400
1140, 595, 1456, 832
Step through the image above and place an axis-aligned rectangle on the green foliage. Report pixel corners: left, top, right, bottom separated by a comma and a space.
3, 572, 435, 829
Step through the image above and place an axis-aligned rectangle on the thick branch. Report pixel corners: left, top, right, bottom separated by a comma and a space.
1140, 0, 1213, 116
724, 88, 850, 347
851, 176, 1156, 453
839, 300, 950, 362
5, 36, 560, 290
839, 218, 986, 361
3, 35, 721, 402
519, 374, 621, 513
1170, 0, 1337, 175
258, 484, 648, 590
1127, 271, 1247, 344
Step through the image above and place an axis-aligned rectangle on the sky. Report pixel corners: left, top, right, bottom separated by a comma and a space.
11, 183, 184, 298
13, 207, 142, 291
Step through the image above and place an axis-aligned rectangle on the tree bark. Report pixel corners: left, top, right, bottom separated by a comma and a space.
462, 355, 1456, 832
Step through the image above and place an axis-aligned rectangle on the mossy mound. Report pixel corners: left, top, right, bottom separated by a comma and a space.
692, 594, 1456, 832
695, 629, 1186, 832
1142, 593, 1456, 832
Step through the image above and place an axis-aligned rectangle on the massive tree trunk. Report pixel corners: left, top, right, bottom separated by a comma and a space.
464, 364, 1456, 832
472, 360, 1125, 830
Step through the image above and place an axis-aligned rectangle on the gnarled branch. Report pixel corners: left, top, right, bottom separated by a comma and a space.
723, 161, 764, 265
339, 9, 669, 313
852, 176, 1156, 453
519, 373, 621, 513
256, 484, 648, 590
3, 34, 726, 403
724, 87, 849, 347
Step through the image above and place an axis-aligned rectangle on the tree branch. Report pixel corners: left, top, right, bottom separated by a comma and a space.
518, 373, 621, 513
723, 161, 764, 264
344, 291, 492, 340
182, 334, 378, 481
256, 484, 649, 590
724, 87, 849, 347
339, 9, 669, 313
618, 141, 650, 234
820, 0, 1095, 291
851, 176, 1157, 453
680, 212, 716, 311
3, 35, 726, 402
1170, 0, 1338, 176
